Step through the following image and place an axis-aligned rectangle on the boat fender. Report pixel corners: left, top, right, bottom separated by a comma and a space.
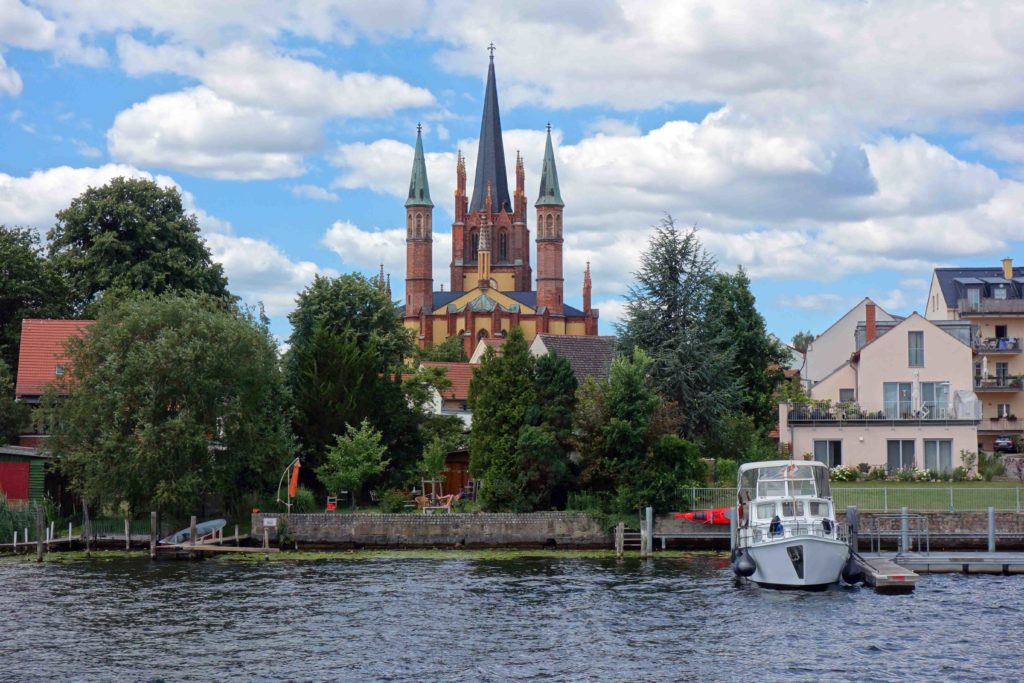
841, 557, 864, 585
733, 549, 756, 578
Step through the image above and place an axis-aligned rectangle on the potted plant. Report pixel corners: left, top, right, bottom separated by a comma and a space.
1008, 414, 1019, 422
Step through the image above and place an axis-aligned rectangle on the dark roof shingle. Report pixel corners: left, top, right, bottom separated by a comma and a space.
534, 334, 617, 383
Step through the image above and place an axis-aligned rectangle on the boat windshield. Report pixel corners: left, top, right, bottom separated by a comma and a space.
739, 463, 831, 500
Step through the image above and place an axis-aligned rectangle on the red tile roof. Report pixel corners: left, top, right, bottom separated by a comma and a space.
421, 361, 478, 401
15, 320, 93, 398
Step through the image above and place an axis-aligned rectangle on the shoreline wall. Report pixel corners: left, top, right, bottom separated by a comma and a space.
251, 511, 610, 548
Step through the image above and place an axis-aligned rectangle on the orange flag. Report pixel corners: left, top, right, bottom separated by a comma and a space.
288, 459, 301, 498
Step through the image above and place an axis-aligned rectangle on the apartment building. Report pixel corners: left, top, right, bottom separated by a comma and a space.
925, 258, 1024, 451
781, 304, 980, 473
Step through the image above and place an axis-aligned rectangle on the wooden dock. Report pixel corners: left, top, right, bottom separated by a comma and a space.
888, 552, 1024, 575
855, 554, 919, 593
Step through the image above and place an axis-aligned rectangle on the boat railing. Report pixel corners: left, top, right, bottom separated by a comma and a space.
748, 519, 847, 544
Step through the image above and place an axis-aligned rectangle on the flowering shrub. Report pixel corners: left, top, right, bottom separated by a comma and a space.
830, 465, 859, 482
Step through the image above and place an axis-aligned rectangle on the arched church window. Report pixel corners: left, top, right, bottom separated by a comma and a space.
477, 329, 489, 341
471, 232, 479, 260
546, 214, 554, 234
415, 214, 422, 239
499, 231, 508, 262
555, 214, 561, 234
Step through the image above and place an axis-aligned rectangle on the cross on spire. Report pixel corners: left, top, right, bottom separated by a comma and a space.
487, 42, 496, 59
416, 122, 422, 134
546, 122, 551, 133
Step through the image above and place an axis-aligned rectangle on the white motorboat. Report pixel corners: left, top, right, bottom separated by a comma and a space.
731, 460, 850, 589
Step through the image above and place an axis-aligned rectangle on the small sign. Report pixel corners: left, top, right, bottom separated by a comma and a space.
263, 517, 278, 528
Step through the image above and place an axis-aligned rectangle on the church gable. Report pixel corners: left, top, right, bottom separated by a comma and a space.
432, 287, 535, 315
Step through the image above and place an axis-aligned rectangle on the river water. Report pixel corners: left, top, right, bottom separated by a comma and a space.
1, 552, 1020, 682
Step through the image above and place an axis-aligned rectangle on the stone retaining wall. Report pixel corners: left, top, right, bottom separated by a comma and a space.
251, 512, 610, 548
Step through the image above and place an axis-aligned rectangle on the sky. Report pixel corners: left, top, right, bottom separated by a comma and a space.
2, 1, 1024, 347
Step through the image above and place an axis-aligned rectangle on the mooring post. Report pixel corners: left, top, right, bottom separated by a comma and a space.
728, 506, 737, 552
83, 502, 91, 557
644, 507, 653, 557
49, 521, 54, 549
988, 506, 996, 553
124, 519, 130, 550
149, 512, 157, 560
900, 506, 909, 555
846, 505, 859, 552
188, 515, 197, 560
614, 522, 623, 557
13, 530, 17, 552
35, 504, 44, 562
263, 526, 269, 561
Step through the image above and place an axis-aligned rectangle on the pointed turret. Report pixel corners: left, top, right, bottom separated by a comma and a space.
536, 124, 563, 207
405, 124, 433, 208
469, 52, 511, 214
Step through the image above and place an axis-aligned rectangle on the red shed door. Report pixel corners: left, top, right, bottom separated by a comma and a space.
0, 461, 30, 501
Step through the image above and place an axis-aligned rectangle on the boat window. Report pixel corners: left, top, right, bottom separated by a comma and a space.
808, 501, 830, 517
757, 481, 787, 498
756, 502, 776, 519
781, 501, 804, 517
790, 479, 817, 497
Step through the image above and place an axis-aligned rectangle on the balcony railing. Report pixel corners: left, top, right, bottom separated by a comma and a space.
974, 337, 1022, 353
979, 417, 1024, 433
974, 377, 1024, 392
786, 401, 975, 423
958, 297, 1024, 315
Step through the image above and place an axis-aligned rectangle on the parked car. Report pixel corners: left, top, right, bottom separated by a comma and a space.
994, 435, 1016, 453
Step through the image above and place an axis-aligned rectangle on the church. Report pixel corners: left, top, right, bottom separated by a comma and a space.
403, 53, 599, 357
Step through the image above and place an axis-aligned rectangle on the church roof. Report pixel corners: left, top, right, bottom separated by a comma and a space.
429, 290, 584, 317
469, 55, 511, 214
535, 127, 563, 207
405, 125, 432, 208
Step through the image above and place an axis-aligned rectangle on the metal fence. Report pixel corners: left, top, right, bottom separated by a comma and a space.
685, 487, 1024, 513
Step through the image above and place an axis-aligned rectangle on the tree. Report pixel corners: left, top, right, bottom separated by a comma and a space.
46, 293, 294, 520
0, 359, 29, 445
317, 419, 390, 509
791, 331, 814, 353
286, 273, 419, 480
47, 178, 231, 314
415, 335, 468, 363
706, 268, 789, 429
527, 353, 578, 442
618, 216, 741, 440
468, 327, 537, 510
0, 226, 69, 371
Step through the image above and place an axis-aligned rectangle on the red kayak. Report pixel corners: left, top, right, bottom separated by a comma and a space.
675, 508, 732, 525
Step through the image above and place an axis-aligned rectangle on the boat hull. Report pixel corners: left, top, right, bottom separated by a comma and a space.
744, 536, 849, 589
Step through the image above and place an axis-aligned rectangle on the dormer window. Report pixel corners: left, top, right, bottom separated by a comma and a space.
994, 286, 1007, 300
967, 288, 981, 309
54, 364, 65, 377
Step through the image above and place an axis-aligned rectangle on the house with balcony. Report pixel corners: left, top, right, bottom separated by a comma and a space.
925, 258, 1024, 451
780, 308, 980, 474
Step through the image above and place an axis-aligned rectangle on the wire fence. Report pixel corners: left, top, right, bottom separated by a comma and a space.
685, 486, 1024, 513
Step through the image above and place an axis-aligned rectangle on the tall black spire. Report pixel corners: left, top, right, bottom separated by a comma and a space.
469, 50, 511, 214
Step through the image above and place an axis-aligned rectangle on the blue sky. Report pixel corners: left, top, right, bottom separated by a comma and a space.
2, 2, 1024, 346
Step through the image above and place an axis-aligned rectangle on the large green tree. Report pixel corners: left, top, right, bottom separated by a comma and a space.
47, 177, 231, 314
468, 328, 538, 510
0, 359, 29, 445
618, 216, 741, 439
46, 293, 294, 520
706, 267, 789, 429
286, 273, 420, 483
0, 226, 69, 371
317, 419, 390, 509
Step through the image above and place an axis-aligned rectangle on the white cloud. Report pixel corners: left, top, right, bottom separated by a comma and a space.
968, 125, 1024, 163
586, 117, 641, 137
0, 53, 21, 95
204, 233, 331, 316
321, 219, 451, 286
290, 184, 340, 202
777, 293, 847, 311
0, 0, 56, 50
107, 87, 315, 180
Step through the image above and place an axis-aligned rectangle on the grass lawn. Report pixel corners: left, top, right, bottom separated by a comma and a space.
830, 480, 1024, 512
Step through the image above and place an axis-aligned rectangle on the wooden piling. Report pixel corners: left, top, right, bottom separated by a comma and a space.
189, 515, 198, 561
124, 518, 130, 550
615, 522, 624, 557
150, 512, 157, 560
83, 502, 91, 556
263, 527, 269, 561
234, 524, 240, 547
35, 504, 44, 562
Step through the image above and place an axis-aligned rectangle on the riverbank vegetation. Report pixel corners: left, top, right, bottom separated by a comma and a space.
5, 180, 791, 523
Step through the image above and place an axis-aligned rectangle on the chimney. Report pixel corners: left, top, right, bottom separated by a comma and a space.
865, 301, 877, 343
1003, 257, 1013, 280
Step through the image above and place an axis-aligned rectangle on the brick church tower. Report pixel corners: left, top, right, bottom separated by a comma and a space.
535, 125, 564, 314
400, 50, 598, 350
405, 124, 433, 319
